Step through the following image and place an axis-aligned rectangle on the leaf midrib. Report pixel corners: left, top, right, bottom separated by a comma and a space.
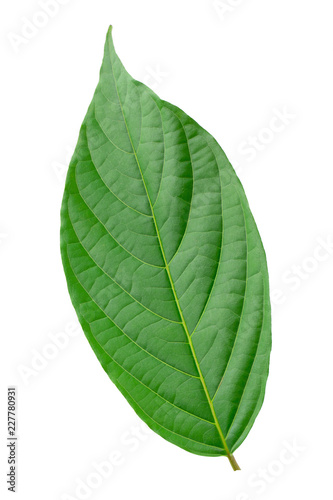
107, 40, 232, 457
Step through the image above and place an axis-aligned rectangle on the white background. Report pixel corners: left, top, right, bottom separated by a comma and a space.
1, 0, 333, 499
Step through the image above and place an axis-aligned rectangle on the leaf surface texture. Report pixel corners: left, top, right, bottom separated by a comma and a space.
61, 27, 272, 458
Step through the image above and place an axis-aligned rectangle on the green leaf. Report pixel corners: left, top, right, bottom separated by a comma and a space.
60, 26, 271, 470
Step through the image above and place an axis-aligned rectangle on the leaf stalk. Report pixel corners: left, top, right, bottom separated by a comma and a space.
227, 453, 241, 471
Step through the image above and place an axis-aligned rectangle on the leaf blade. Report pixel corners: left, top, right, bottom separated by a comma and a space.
60, 26, 271, 464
